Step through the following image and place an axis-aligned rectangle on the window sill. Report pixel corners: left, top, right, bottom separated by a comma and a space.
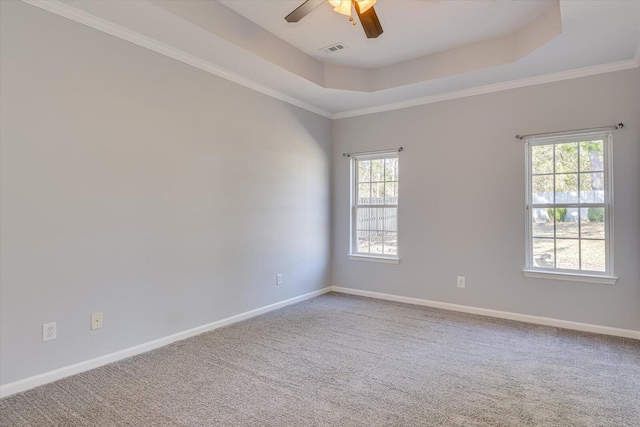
348, 254, 400, 264
523, 270, 617, 285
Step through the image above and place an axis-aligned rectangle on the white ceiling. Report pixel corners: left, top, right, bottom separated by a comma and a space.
220, 0, 554, 68
25, 0, 640, 117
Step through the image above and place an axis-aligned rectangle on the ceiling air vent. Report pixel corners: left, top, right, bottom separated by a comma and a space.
320, 43, 347, 54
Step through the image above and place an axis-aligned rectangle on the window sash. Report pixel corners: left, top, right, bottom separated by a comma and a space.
530, 203, 605, 208
353, 207, 398, 256
351, 154, 399, 258
525, 132, 613, 276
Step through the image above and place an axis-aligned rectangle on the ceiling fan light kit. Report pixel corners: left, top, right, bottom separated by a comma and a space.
286, 0, 383, 38
328, 0, 376, 16
328, 0, 351, 16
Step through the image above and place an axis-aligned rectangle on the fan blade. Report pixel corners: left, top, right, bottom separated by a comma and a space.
354, 2, 383, 38
285, 0, 325, 23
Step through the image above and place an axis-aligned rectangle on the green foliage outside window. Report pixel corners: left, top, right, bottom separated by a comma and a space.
588, 207, 604, 222
548, 207, 567, 222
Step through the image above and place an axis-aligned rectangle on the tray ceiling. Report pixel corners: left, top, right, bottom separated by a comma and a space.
19, 0, 640, 117
220, 0, 554, 69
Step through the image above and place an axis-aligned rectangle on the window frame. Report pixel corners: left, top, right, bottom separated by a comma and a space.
349, 152, 400, 264
523, 131, 616, 284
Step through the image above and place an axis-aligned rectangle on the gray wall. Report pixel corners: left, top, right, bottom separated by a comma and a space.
0, 1, 332, 385
2, 0, 639, 389
332, 68, 640, 331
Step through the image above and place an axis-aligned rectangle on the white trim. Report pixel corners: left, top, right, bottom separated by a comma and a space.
20, 0, 333, 119
522, 127, 620, 143
524, 131, 614, 277
523, 270, 617, 285
330, 286, 640, 340
347, 254, 400, 264
606, 132, 615, 276
0, 287, 332, 398
332, 60, 639, 119
18, 1, 640, 121
350, 153, 400, 260
2, 284, 637, 397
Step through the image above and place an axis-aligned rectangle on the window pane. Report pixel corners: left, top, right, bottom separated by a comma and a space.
555, 143, 578, 173
581, 240, 605, 272
532, 175, 553, 204
556, 208, 579, 238
580, 140, 604, 172
358, 184, 371, 205
527, 138, 609, 275
371, 159, 384, 182
531, 144, 553, 174
532, 238, 554, 268
370, 208, 382, 231
370, 231, 383, 254
358, 160, 370, 183
385, 182, 398, 205
555, 174, 578, 203
383, 208, 397, 232
580, 173, 604, 203
581, 208, 604, 239
532, 209, 553, 237
385, 158, 398, 181
384, 232, 397, 255
556, 239, 579, 270
357, 208, 371, 231
371, 183, 385, 204
357, 231, 370, 253
354, 155, 399, 258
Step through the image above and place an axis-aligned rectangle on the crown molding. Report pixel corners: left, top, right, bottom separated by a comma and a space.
18, 1, 640, 122
21, 0, 334, 119
333, 59, 640, 119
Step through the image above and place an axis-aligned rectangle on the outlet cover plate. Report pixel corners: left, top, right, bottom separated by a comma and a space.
43, 322, 57, 342
91, 312, 103, 330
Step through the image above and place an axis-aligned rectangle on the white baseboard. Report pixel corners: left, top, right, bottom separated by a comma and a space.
330, 286, 640, 340
3, 285, 637, 398
0, 287, 331, 398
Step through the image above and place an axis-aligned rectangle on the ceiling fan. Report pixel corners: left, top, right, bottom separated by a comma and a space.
285, 0, 383, 39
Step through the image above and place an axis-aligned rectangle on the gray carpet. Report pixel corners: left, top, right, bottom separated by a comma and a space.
1, 292, 639, 426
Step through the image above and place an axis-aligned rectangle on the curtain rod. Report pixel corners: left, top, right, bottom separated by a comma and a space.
515, 123, 623, 140
343, 147, 403, 157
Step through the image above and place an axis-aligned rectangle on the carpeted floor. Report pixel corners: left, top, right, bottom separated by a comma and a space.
1, 292, 639, 426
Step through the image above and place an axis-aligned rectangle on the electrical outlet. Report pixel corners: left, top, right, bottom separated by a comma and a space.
276, 274, 283, 285
91, 312, 103, 330
43, 322, 56, 342
457, 276, 466, 288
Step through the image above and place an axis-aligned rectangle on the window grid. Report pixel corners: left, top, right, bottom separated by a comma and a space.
352, 156, 398, 257
527, 134, 610, 275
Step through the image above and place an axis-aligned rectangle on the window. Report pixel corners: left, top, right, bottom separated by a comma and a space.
525, 131, 615, 283
349, 154, 399, 263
